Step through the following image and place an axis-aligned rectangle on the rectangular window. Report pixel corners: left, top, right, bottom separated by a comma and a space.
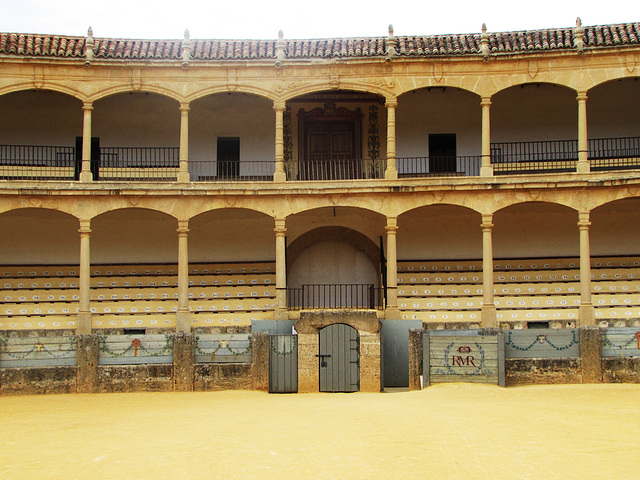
217, 137, 240, 178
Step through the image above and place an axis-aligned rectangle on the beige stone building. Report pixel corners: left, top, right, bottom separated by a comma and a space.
1, 20, 639, 388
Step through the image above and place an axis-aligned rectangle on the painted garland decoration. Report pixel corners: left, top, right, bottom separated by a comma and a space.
505, 330, 578, 352
98, 334, 174, 358
0, 336, 78, 360
194, 334, 252, 356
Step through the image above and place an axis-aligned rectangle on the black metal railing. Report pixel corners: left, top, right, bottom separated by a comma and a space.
98, 147, 179, 181
396, 156, 481, 177
589, 136, 640, 171
490, 139, 578, 174
297, 159, 378, 180
0, 145, 75, 180
287, 284, 383, 310
190, 160, 274, 182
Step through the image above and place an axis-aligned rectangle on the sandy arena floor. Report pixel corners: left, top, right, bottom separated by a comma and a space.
1, 384, 638, 479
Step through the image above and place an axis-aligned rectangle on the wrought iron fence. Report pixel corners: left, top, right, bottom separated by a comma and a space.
98, 147, 179, 181
297, 158, 377, 180
190, 160, 274, 181
396, 156, 481, 177
287, 284, 383, 310
0, 145, 75, 180
589, 136, 640, 171
490, 139, 578, 174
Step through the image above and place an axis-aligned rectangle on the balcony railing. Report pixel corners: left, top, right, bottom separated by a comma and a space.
98, 147, 179, 181
0, 145, 75, 180
190, 160, 274, 182
588, 136, 640, 171
287, 284, 383, 310
397, 156, 482, 178
296, 158, 379, 180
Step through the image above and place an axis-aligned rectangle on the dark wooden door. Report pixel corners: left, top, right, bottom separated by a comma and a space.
429, 133, 457, 173
304, 122, 357, 179
319, 323, 359, 392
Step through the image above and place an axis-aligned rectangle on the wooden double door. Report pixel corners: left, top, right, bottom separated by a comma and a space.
301, 120, 361, 180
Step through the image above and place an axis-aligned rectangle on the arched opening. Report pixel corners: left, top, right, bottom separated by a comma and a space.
0, 90, 82, 180
491, 83, 578, 174
189, 93, 275, 181
396, 87, 481, 177
287, 90, 386, 180
591, 198, 640, 257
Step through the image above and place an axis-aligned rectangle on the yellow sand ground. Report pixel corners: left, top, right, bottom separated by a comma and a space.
0, 384, 638, 479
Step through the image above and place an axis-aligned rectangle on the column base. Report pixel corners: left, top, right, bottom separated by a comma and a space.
177, 171, 190, 184
175, 310, 192, 333
76, 311, 92, 335
576, 160, 590, 174
481, 304, 497, 328
480, 164, 494, 177
384, 306, 400, 320
579, 303, 595, 327
384, 167, 398, 180
79, 171, 93, 182
273, 171, 287, 182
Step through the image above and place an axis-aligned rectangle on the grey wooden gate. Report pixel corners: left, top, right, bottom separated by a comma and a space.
319, 323, 359, 392
269, 335, 298, 393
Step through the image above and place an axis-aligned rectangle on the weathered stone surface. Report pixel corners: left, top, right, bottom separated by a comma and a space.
580, 327, 603, 383
0, 367, 77, 395
360, 333, 381, 392
295, 310, 381, 334
602, 358, 640, 383
252, 332, 269, 391
194, 364, 252, 391
297, 333, 319, 393
97, 365, 173, 393
505, 359, 581, 386
77, 334, 99, 393
408, 329, 423, 391
173, 333, 194, 392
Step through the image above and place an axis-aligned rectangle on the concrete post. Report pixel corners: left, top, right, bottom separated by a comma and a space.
273, 101, 287, 182
480, 97, 494, 177
177, 103, 190, 183
408, 329, 423, 390
274, 218, 288, 320
173, 332, 194, 391
385, 216, 399, 318
578, 211, 594, 326
385, 98, 398, 180
77, 335, 99, 393
481, 214, 496, 327
176, 220, 191, 333
252, 332, 270, 391
577, 92, 590, 174
580, 326, 602, 383
79, 102, 93, 182
77, 219, 92, 335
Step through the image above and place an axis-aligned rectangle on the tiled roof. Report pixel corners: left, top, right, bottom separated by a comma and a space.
0, 23, 638, 61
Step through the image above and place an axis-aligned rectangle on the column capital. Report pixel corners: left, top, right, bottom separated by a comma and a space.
578, 211, 591, 227
82, 101, 93, 111
385, 216, 398, 231
274, 217, 286, 233
273, 100, 287, 111
481, 213, 493, 229
179, 102, 190, 112
385, 97, 398, 108
78, 219, 91, 234
576, 92, 588, 102
480, 96, 492, 107
177, 219, 190, 233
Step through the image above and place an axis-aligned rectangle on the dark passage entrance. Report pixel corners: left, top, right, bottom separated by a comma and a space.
429, 133, 456, 173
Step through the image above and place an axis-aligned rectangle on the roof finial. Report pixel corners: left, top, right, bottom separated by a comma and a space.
84, 26, 95, 66
275, 29, 285, 67
386, 24, 397, 60
574, 17, 585, 54
480, 23, 490, 59
181, 28, 192, 67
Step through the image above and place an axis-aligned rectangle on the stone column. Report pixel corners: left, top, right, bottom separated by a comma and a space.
273, 101, 287, 182
408, 329, 423, 391
274, 218, 288, 320
480, 97, 494, 177
580, 327, 602, 383
176, 220, 191, 333
76, 334, 98, 393
481, 214, 496, 327
173, 332, 194, 391
77, 219, 92, 335
385, 216, 399, 317
385, 98, 398, 180
177, 103, 190, 183
578, 211, 595, 326
251, 332, 270, 391
79, 102, 93, 182
577, 92, 590, 174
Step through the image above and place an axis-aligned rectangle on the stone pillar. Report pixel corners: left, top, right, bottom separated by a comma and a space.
273, 101, 287, 182
77, 219, 92, 335
480, 97, 494, 177
77, 335, 99, 393
79, 102, 93, 182
578, 211, 595, 326
176, 220, 191, 333
580, 326, 602, 383
360, 332, 382, 392
408, 329, 423, 391
274, 218, 288, 320
385, 216, 399, 318
297, 333, 320, 393
577, 92, 590, 174
481, 214, 496, 327
173, 332, 194, 391
177, 103, 190, 183
385, 98, 398, 180
251, 332, 270, 391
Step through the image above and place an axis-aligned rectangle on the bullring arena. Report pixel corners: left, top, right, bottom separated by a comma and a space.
1, 18, 640, 478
